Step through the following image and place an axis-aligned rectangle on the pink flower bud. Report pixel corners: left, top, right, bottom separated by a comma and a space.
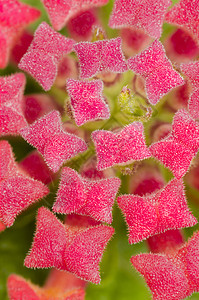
25, 207, 114, 284
118, 178, 197, 244
0, 73, 27, 136
131, 231, 199, 299
92, 122, 151, 170
20, 110, 87, 173
128, 41, 184, 105
74, 37, 127, 79
149, 109, 199, 178
19, 22, 75, 91
109, 0, 171, 39
67, 79, 110, 126
53, 167, 121, 223
0, 141, 49, 228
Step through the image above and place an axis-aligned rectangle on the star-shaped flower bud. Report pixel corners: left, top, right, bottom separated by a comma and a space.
109, 0, 171, 39
25, 207, 114, 284
20, 110, 87, 173
53, 167, 121, 223
128, 41, 184, 105
74, 37, 128, 79
131, 231, 199, 299
19, 22, 75, 91
66, 79, 110, 126
0, 0, 40, 68
117, 178, 197, 244
0, 140, 49, 228
149, 109, 199, 178
7, 274, 85, 300
165, 0, 199, 44
40, 0, 108, 31
0, 73, 27, 136
92, 122, 151, 170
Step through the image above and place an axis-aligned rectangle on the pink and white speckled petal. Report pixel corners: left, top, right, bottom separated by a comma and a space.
181, 62, 199, 119
53, 167, 121, 224
117, 178, 197, 244
179, 231, 199, 290
74, 38, 127, 79
79, 177, 121, 224
20, 110, 62, 154
117, 194, 158, 244
25, 207, 114, 284
20, 110, 87, 172
53, 167, 86, 214
0, 73, 27, 136
24, 207, 68, 269
0, 176, 49, 227
131, 254, 189, 300
67, 79, 110, 126
132, 231, 199, 298
158, 179, 197, 230
0, 140, 18, 180
149, 139, 195, 179
0, 141, 49, 227
19, 22, 75, 91
64, 225, 114, 284
188, 90, 199, 120
149, 109, 199, 178
128, 41, 184, 104
92, 122, 151, 170
44, 133, 87, 173
109, 0, 171, 39
172, 109, 199, 153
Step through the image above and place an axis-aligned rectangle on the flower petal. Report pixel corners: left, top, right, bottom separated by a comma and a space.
74, 37, 127, 79
128, 41, 184, 104
19, 22, 75, 91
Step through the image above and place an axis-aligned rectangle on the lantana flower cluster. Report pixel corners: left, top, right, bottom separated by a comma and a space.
1, 0, 199, 299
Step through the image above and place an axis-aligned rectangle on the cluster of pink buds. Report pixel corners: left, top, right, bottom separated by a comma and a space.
1, 0, 199, 299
